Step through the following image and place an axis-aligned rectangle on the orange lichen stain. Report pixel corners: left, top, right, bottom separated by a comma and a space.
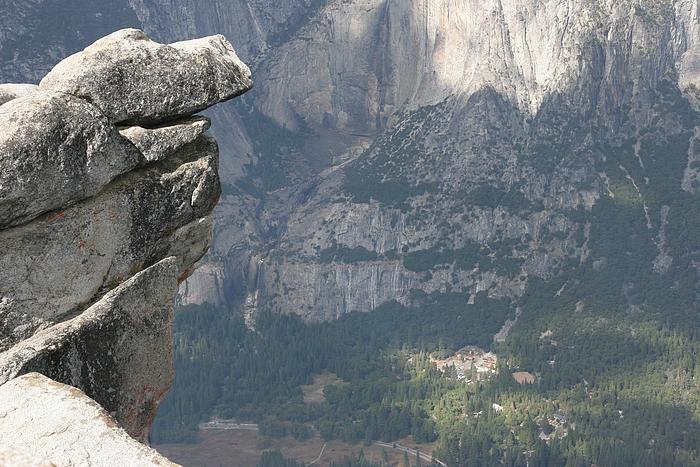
46, 211, 66, 222
177, 268, 193, 285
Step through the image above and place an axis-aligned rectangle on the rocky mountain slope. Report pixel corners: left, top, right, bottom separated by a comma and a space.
126, 0, 699, 326
0, 28, 251, 464
2, 1, 699, 325
205, 0, 700, 322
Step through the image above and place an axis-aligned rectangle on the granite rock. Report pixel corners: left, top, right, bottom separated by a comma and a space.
0, 135, 220, 351
40, 28, 253, 125
119, 116, 211, 164
0, 373, 178, 466
0, 91, 141, 229
0, 83, 38, 106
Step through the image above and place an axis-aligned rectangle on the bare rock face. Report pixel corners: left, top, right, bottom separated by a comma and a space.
186, 0, 700, 322
0, 91, 141, 230
119, 117, 211, 163
0, 28, 251, 464
40, 28, 253, 125
0, 83, 38, 106
0, 258, 179, 442
0, 131, 219, 351
0, 373, 178, 466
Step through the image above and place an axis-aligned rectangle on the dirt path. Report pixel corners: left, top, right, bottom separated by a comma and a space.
305, 442, 327, 466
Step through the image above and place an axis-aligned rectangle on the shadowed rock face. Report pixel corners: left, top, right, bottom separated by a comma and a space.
0, 28, 251, 462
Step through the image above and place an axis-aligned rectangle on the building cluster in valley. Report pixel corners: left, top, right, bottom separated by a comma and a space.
432, 346, 498, 382
538, 413, 570, 442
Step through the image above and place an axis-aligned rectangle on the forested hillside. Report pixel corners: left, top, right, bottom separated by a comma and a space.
154, 269, 700, 466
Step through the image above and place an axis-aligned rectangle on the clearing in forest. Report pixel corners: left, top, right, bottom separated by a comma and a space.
301, 372, 347, 404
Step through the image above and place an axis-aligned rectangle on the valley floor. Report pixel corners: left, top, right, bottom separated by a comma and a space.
156, 430, 437, 467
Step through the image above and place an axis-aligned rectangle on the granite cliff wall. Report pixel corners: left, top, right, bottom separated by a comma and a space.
2, 0, 699, 327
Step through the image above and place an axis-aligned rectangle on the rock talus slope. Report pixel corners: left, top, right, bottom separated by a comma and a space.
0, 29, 251, 464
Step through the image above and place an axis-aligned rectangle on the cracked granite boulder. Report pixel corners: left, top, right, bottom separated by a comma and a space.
0, 258, 180, 443
0, 28, 251, 463
0, 91, 141, 230
119, 116, 211, 163
0, 134, 220, 351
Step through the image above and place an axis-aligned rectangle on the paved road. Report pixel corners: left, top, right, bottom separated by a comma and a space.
374, 441, 447, 466
198, 421, 259, 431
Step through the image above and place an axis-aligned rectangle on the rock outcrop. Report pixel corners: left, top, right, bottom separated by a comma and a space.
39, 28, 252, 125
0, 91, 141, 229
0, 373, 176, 466
119, 116, 211, 163
0, 258, 180, 442
0, 28, 251, 463
0, 133, 219, 349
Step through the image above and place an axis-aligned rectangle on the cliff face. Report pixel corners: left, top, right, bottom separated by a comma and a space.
203, 0, 700, 321
2, 0, 699, 323
0, 28, 251, 463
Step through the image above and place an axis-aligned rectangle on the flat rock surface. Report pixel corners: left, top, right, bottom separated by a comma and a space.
0, 91, 140, 229
119, 116, 211, 164
40, 28, 253, 125
0, 373, 178, 466
0, 83, 38, 106
0, 448, 54, 467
